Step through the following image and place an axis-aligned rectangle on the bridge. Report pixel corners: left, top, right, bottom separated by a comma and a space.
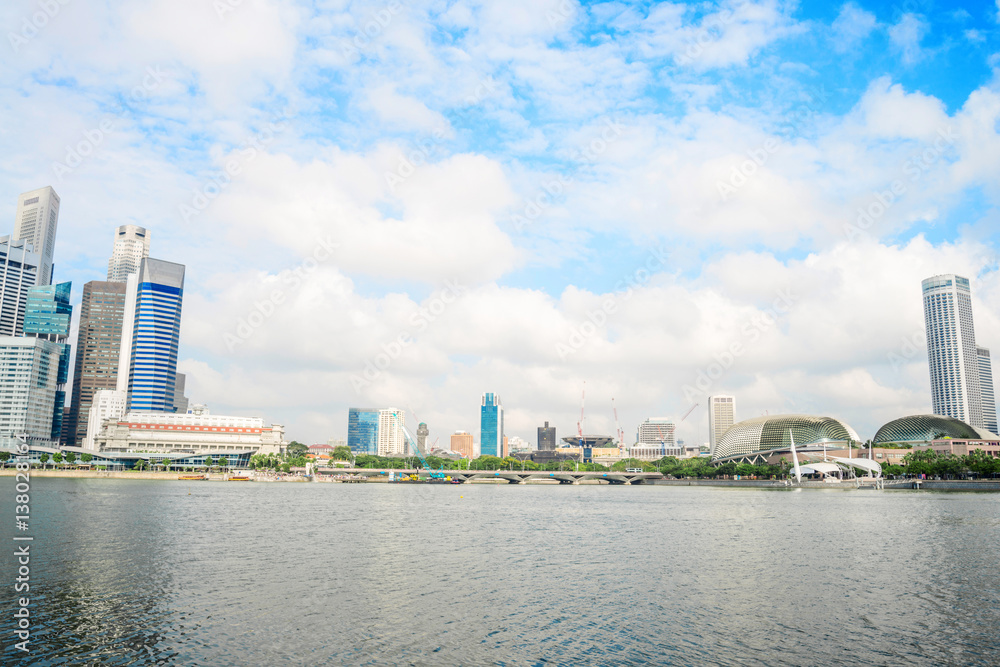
317, 468, 663, 485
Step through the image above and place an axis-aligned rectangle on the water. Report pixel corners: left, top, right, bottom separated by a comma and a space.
3, 478, 1000, 666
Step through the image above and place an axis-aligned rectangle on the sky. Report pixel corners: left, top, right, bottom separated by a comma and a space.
2, 0, 1000, 448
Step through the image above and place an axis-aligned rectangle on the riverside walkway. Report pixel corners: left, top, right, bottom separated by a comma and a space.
317, 468, 664, 485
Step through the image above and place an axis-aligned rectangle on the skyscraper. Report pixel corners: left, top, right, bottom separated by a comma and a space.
978, 346, 998, 435
377, 408, 406, 456
173, 372, 190, 414
119, 258, 185, 412
347, 407, 379, 454
637, 418, 676, 448
13, 186, 59, 286
107, 225, 150, 282
480, 392, 504, 458
922, 274, 983, 428
63, 281, 128, 444
537, 421, 556, 450
0, 237, 40, 336
708, 395, 735, 454
23, 282, 72, 440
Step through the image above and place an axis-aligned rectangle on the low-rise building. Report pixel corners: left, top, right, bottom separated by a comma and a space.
93, 410, 286, 456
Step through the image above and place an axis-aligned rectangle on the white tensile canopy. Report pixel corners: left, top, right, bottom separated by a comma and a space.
829, 456, 883, 477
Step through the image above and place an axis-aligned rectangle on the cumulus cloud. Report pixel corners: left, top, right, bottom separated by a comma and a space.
888, 13, 930, 65
831, 2, 877, 52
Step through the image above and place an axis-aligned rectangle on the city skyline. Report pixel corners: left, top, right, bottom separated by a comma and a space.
3, 1, 1000, 446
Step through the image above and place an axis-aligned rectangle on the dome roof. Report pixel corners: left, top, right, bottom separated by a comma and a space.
712, 414, 860, 462
873, 414, 998, 444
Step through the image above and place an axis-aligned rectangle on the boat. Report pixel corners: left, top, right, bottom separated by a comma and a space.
178, 474, 208, 480
227, 475, 252, 482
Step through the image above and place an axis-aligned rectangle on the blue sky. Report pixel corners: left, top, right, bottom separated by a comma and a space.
2, 0, 1000, 447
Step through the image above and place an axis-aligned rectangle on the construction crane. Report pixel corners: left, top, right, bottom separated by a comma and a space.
389, 411, 445, 478
680, 403, 698, 422
612, 397, 625, 457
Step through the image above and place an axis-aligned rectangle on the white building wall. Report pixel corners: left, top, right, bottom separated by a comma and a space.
377, 408, 406, 456
923, 275, 983, 428
708, 395, 736, 456
13, 186, 59, 286
107, 225, 150, 282
84, 389, 127, 450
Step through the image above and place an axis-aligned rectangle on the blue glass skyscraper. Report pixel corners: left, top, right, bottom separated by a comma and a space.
23, 282, 72, 439
348, 407, 379, 454
480, 392, 504, 458
123, 258, 184, 412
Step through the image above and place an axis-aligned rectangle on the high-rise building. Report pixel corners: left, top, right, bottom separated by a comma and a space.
708, 395, 735, 454
0, 337, 67, 449
450, 431, 474, 458
107, 225, 150, 282
480, 392, 504, 458
922, 274, 983, 428
416, 422, 429, 455
377, 408, 406, 457
119, 258, 185, 412
63, 281, 128, 445
23, 282, 72, 440
978, 346, 998, 435
173, 372, 190, 414
83, 389, 127, 449
537, 421, 556, 450
637, 418, 676, 448
0, 237, 40, 336
13, 186, 59, 286
347, 407, 379, 454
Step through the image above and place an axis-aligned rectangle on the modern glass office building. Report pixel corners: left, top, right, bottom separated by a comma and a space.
480, 392, 504, 458
347, 407, 379, 454
0, 237, 40, 336
123, 259, 185, 412
22, 282, 72, 440
922, 274, 984, 429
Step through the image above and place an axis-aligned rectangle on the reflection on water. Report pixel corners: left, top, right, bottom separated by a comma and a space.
3, 479, 1000, 665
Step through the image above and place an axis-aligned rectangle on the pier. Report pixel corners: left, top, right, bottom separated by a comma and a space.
317, 468, 664, 484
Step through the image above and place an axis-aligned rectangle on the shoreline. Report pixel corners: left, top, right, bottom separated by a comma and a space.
4, 469, 1000, 490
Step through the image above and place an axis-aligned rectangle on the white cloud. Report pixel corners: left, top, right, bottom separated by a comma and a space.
888, 13, 930, 65
831, 2, 877, 52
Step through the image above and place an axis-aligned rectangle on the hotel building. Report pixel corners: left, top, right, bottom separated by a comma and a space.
708, 395, 735, 455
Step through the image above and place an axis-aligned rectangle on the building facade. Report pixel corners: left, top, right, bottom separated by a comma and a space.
708, 395, 735, 454
416, 422, 429, 454
450, 431, 474, 458
93, 410, 285, 456
107, 225, 150, 282
480, 392, 504, 458
347, 407, 379, 454
121, 258, 185, 412
13, 186, 59, 286
922, 274, 984, 429
537, 421, 556, 450
637, 418, 676, 448
0, 238, 40, 336
0, 336, 66, 449
977, 346, 997, 435
84, 389, 127, 449
63, 280, 128, 445
23, 283, 72, 440
377, 408, 406, 456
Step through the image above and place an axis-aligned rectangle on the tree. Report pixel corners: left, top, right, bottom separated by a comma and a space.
52, 452, 63, 467
287, 441, 309, 457
331, 445, 353, 461
161, 458, 172, 471
205, 456, 214, 470
134, 459, 147, 471
81, 452, 93, 464
0, 451, 10, 467
64, 451, 77, 466
39, 453, 50, 469
219, 457, 228, 471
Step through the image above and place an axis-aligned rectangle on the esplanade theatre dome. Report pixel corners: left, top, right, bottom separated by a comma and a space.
873, 414, 998, 444
712, 414, 861, 463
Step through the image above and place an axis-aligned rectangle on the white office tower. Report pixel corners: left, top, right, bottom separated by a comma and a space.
84, 389, 127, 449
708, 395, 736, 455
377, 408, 406, 456
978, 347, 998, 435
922, 275, 983, 428
107, 225, 150, 282
13, 186, 59, 286
0, 337, 65, 449
637, 418, 676, 447
0, 238, 40, 335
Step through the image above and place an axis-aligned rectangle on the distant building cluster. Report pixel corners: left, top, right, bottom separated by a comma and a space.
0, 187, 286, 465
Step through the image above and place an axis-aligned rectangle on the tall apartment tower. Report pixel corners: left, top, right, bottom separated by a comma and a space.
13, 186, 59, 286
377, 408, 406, 457
480, 392, 504, 458
118, 258, 185, 412
537, 421, 556, 450
978, 346, 998, 435
107, 225, 150, 282
0, 238, 40, 336
922, 275, 984, 428
63, 281, 128, 444
347, 407, 379, 454
708, 395, 736, 454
